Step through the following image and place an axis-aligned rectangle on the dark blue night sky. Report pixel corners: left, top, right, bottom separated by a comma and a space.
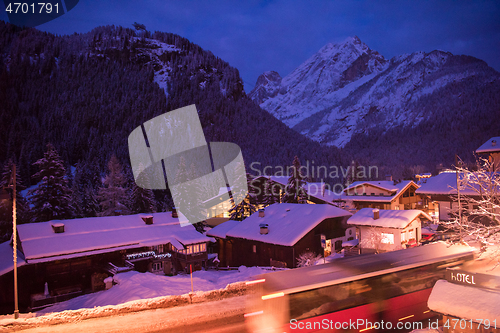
2, 0, 499, 91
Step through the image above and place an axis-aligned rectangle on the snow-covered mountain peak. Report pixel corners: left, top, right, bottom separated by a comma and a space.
248, 71, 282, 104
250, 38, 500, 148
250, 37, 388, 127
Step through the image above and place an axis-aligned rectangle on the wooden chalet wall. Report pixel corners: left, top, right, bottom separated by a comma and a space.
223, 216, 349, 268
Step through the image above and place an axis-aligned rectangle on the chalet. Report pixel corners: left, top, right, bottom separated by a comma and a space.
0, 212, 213, 313
416, 137, 500, 221
476, 136, 500, 170
342, 180, 424, 211
203, 187, 233, 226
206, 203, 352, 268
415, 171, 477, 221
347, 208, 431, 254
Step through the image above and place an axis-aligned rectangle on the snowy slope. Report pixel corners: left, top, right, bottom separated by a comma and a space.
38, 267, 266, 313
251, 37, 500, 147
131, 38, 179, 98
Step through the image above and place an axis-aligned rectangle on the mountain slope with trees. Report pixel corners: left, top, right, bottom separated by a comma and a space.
0, 21, 343, 186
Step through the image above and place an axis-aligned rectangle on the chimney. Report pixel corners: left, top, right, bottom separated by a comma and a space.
258, 209, 265, 218
373, 208, 379, 220
493, 140, 497, 147
259, 223, 269, 235
51, 223, 65, 233
171, 208, 178, 218
141, 215, 153, 225
385, 175, 392, 181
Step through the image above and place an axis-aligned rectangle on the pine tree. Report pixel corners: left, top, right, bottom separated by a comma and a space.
131, 181, 156, 214
72, 161, 101, 217
229, 173, 257, 221
262, 177, 279, 207
282, 156, 308, 204
29, 144, 75, 222
97, 155, 130, 216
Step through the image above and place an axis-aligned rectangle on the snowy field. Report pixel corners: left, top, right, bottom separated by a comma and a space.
0, 266, 269, 329
41, 266, 266, 313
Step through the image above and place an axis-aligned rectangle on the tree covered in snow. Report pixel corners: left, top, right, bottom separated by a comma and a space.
229, 172, 257, 221
72, 161, 101, 218
296, 251, 322, 267
98, 155, 130, 216
359, 226, 385, 254
282, 156, 308, 204
262, 177, 280, 206
28, 144, 75, 222
441, 156, 500, 259
169, 156, 207, 224
127, 161, 157, 215
130, 181, 156, 214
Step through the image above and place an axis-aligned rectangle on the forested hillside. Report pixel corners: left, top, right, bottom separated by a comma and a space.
0, 21, 342, 189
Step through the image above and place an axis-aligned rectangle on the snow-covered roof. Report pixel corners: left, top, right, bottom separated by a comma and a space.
346, 180, 402, 192
17, 212, 214, 263
342, 238, 359, 247
342, 180, 415, 202
415, 171, 478, 196
476, 136, 500, 154
202, 187, 231, 204
206, 220, 241, 239
225, 203, 351, 246
347, 208, 431, 229
428, 280, 500, 322
0, 241, 25, 276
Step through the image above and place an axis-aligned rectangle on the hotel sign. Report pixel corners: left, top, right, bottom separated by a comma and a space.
446, 269, 500, 290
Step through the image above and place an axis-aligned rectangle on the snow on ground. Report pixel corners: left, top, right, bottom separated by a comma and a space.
0, 295, 249, 333
40, 266, 266, 313
0, 266, 268, 329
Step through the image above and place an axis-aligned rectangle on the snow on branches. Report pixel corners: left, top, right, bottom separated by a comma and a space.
442, 156, 500, 260
296, 251, 323, 267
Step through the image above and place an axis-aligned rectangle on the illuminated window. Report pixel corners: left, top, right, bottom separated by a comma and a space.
381, 233, 394, 244
193, 244, 200, 253
253, 245, 256, 253
401, 232, 406, 242
187, 246, 193, 254
200, 243, 206, 252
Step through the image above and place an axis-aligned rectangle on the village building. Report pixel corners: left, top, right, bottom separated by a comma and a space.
347, 208, 431, 254
0, 212, 213, 312
476, 136, 500, 170
203, 187, 233, 227
417, 136, 500, 221
342, 179, 426, 212
206, 203, 352, 268
415, 171, 478, 221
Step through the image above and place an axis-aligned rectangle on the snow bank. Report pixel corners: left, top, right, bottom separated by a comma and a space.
428, 279, 500, 322
0, 267, 269, 330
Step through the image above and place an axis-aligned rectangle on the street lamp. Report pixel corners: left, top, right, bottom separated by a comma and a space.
0, 164, 19, 319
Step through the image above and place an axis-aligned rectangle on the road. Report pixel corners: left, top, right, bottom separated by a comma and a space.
4, 295, 249, 333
